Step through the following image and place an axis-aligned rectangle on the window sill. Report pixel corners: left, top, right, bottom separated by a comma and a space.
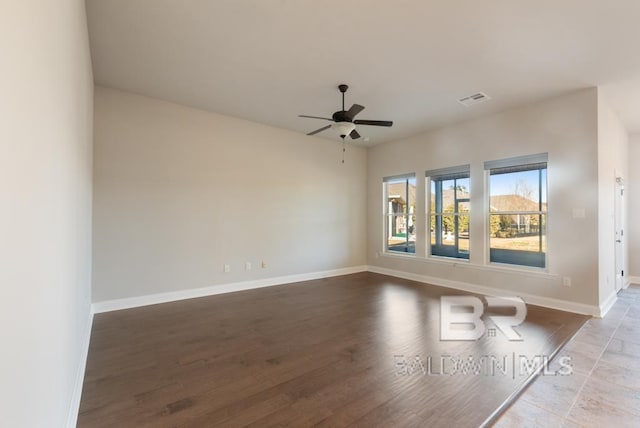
379, 252, 558, 281
381, 251, 418, 260
427, 255, 470, 265
473, 262, 555, 280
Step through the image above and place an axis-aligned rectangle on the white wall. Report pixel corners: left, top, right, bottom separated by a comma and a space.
92, 87, 367, 302
0, 1, 94, 427
628, 134, 640, 280
367, 89, 601, 309
596, 89, 629, 303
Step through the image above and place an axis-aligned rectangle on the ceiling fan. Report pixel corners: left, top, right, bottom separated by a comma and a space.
299, 84, 393, 140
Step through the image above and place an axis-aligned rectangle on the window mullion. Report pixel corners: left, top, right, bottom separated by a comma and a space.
405, 180, 409, 251
539, 169, 543, 254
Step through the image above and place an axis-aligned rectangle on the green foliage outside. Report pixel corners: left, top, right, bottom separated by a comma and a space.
490, 212, 543, 238
430, 204, 469, 234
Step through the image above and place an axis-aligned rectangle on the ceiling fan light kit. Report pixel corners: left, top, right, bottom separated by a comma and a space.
298, 84, 393, 141
333, 122, 356, 138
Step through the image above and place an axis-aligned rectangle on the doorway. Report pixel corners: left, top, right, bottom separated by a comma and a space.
614, 176, 625, 292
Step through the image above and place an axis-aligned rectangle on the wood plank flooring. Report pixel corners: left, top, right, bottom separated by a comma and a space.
78, 272, 587, 427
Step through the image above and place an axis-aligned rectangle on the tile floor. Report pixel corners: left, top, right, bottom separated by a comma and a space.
495, 285, 640, 428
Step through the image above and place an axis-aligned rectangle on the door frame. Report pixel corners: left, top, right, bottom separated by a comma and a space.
614, 175, 625, 291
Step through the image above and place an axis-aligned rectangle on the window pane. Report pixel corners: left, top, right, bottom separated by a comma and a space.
430, 180, 436, 214
430, 214, 469, 259
387, 215, 416, 253
490, 169, 544, 211
541, 168, 547, 212
407, 177, 416, 215
456, 178, 470, 200
430, 218, 435, 247
386, 179, 416, 214
385, 176, 416, 254
439, 214, 456, 246
441, 179, 455, 212
458, 214, 470, 253
387, 180, 407, 214
488, 162, 547, 268
490, 214, 546, 268
428, 172, 470, 260
431, 178, 470, 214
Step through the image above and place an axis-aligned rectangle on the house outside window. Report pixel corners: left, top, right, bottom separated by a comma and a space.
384, 175, 416, 254
427, 165, 470, 260
485, 154, 548, 269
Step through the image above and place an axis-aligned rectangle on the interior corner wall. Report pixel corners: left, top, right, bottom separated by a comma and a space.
627, 134, 640, 280
92, 86, 367, 303
0, 1, 94, 427
367, 88, 601, 308
597, 88, 629, 303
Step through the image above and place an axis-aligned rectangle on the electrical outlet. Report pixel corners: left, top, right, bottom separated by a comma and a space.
224, 264, 230, 273
261, 260, 267, 269
245, 262, 252, 271
562, 277, 572, 287
572, 208, 586, 219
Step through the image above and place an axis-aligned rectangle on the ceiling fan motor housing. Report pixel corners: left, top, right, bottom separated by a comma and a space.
332, 111, 351, 122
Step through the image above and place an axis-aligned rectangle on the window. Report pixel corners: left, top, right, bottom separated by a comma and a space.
486, 155, 547, 268
427, 166, 470, 259
384, 175, 416, 253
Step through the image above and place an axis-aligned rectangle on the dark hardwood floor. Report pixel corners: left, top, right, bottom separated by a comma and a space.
78, 272, 587, 427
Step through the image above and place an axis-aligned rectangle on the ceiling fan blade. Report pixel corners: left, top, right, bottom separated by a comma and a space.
345, 104, 365, 120
299, 115, 334, 121
307, 124, 332, 136
353, 119, 393, 127
350, 129, 361, 140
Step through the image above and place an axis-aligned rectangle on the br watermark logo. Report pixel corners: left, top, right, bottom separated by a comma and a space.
392, 295, 574, 378
393, 353, 573, 377
440, 296, 526, 341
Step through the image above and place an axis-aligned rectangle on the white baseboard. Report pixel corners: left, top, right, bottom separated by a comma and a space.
67, 307, 94, 428
367, 265, 600, 316
598, 289, 618, 319
92, 265, 368, 313
628, 276, 640, 286
94, 264, 600, 316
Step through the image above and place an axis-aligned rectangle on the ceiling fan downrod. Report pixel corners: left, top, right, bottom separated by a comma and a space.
339, 84, 348, 111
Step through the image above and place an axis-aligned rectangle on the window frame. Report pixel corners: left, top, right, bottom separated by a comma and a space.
383, 174, 416, 255
485, 155, 548, 270
426, 165, 471, 260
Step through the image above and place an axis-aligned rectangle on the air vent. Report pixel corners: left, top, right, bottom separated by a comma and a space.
458, 92, 490, 107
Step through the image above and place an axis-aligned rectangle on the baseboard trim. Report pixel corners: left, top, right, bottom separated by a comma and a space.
628, 276, 640, 286
598, 290, 618, 318
367, 265, 600, 316
92, 263, 601, 316
92, 265, 369, 313
67, 307, 94, 428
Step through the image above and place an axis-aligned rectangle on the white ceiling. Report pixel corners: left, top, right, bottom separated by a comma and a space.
86, 0, 640, 145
